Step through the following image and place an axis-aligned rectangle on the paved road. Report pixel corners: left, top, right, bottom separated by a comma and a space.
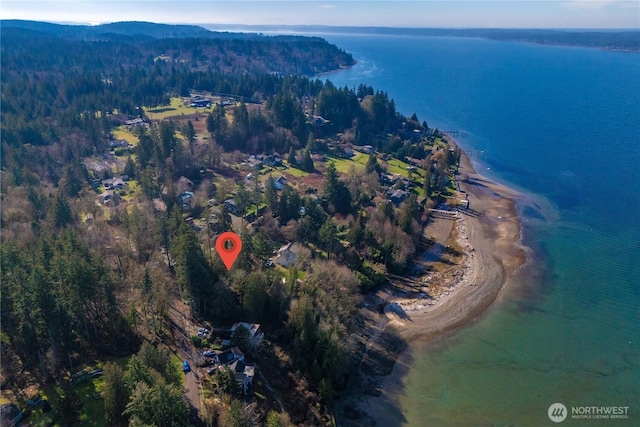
168, 298, 202, 415
182, 350, 201, 414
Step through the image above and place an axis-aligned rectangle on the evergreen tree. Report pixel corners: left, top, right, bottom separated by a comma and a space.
51, 193, 73, 228
365, 153, 379, 174
103, 362, 129, 426
301, 150, 314, 172
123, 156, 136, 179
206, 112, 215, 133
323, 162, 352, 215
264, 175, 279, 216
235, 182, 251, 216
55, 382, 83, 426
305, 134, 318, 152
423, 162, 433, 198
287, 147, 297, 166
183, 120, 196, 155
319, 218, 338, 257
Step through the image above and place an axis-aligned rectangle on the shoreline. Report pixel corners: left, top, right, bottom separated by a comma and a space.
341, 144, 529, 425
386, 146, 527, 343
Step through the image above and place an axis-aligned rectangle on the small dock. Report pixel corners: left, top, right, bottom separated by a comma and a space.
440, 130, 468, 137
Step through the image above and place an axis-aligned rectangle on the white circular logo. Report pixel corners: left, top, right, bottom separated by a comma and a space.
548, 403, 568, 423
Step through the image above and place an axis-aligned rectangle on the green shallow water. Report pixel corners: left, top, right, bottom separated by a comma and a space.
393, 223, 640, 426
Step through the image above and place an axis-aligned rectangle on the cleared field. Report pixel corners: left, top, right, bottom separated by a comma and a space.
281, 164, 309, 178
144, 97, 214, 120
111, 126, 139, 146
386, 158, 425, 179
122, 180, 141, 202
327, 153, 368, 174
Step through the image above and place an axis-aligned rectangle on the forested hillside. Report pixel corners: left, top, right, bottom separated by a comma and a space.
1, 21, 460, 426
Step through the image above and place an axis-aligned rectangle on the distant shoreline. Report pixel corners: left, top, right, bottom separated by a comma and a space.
206, 24, 640, 53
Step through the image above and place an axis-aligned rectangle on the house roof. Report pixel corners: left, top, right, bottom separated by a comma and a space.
277, 242, 293, 254
217, 349, 236, 365
216, 346, 244, 366
388, 189, 408, 203
176, 176, 194, 187
231, 322, 261, 339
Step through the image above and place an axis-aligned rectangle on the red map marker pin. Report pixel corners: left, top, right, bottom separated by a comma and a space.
216, 231, 242, 270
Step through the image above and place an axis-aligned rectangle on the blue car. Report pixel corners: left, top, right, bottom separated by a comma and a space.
182, 361, 191, 373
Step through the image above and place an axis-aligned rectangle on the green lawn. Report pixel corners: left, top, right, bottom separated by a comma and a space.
23, 358, 133, 427
111, 126, 139, 146
282, 164, 309, 178
327, 153, 368, 174
26, 376, 107, 427
144, 97, 214, 120
386, 158, 425, 179
121, 180, 141, 202
246, 203, 267, 217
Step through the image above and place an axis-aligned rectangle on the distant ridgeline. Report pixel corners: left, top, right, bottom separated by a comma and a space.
0, 20, 355, 75
217, 24, 640, 52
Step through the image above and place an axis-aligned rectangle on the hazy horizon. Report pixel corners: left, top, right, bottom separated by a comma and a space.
1, 1, 638, 30
6, 20, 640, 32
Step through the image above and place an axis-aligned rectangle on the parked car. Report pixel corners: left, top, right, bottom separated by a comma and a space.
182, 361, 191, 373
197, 328, 209, 338
207, 367, 217, 375
203, 350, 215, 357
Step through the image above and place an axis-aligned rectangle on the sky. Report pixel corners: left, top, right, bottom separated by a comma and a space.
1, 1, 638, 29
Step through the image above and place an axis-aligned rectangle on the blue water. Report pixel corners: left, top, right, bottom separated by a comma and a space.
319, 34, 640, 425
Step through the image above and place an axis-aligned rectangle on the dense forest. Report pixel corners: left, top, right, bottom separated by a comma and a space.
1, 20, 355, 76
1, 21, 460, 426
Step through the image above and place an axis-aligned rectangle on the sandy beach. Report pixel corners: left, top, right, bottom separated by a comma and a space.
339, 147, 529, 425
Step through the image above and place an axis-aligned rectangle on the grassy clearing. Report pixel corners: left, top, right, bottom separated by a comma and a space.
26, 371, 110, 427
351, 152, 369, 166
111, 126, 139, 146
327, 155, 367, 174
413, 186, 426, 197
144, 97, 214, 120
386, 158, 425, 179
282, 165, 309, 178
121, 180, 141, 202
